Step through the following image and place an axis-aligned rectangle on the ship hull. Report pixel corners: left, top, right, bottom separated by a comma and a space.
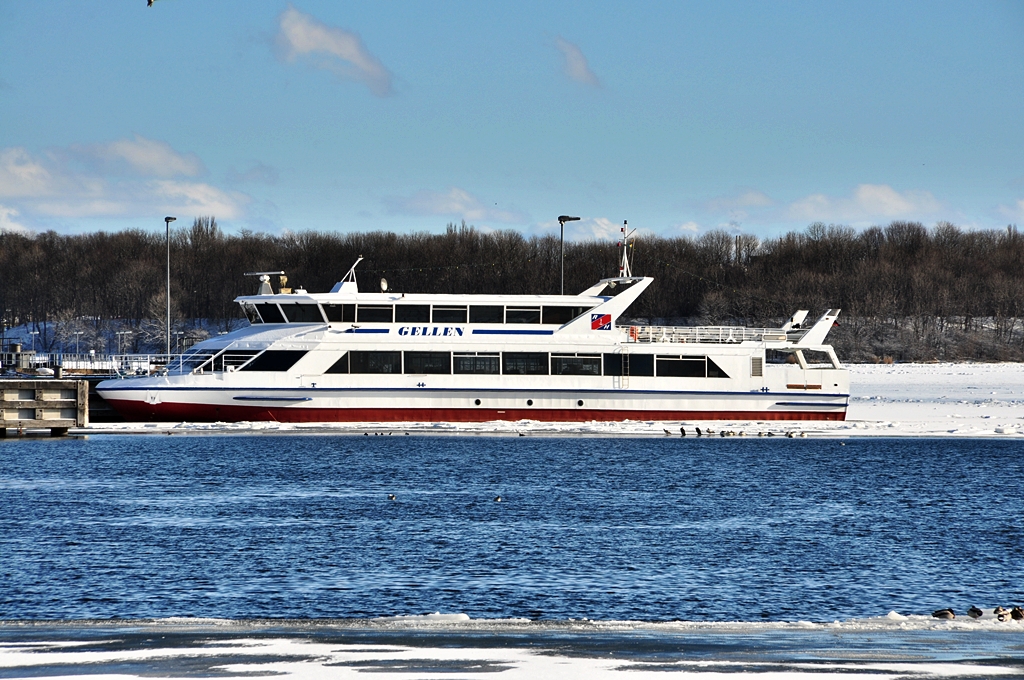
99, 386, 848, 423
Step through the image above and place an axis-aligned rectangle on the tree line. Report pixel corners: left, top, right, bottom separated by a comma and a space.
1, 217, 1022, 361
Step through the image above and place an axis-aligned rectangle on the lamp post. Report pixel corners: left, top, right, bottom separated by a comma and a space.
116, 330, 131, 354
74, 331, 84, 354
29, 330, 39, 352
557, 216, 580, 295
164, 216, 176, 354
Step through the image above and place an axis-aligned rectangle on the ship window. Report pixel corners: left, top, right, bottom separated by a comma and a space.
604, 353, 654, 376
707, 358, 730, 378
542, 306, 591, 325
280, 303, 325, 323
254, 303, 285, 324
239, 350, 307, 372
349, 350, 401, 373
323, 304, 355, 323
432, 306, 467, 323
357, 305, 393, 323
326, 352, 349, 374
241, 303, 262, 324
503, 352, 549, 375
404, 351, 451, 374
469, 305, 503, 324
657, 355, 707, 378
506, 307, 541, 324
551, 354, 601, 375
454, 352, 500, 374
396, 305, 430, 322
603, 354, 622, 376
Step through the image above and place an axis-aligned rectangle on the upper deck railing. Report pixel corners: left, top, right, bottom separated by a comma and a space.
620, 325, 793, 344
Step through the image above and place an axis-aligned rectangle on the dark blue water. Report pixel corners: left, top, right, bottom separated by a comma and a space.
1, 435, 1022, 622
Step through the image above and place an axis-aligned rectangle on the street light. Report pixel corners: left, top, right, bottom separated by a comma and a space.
116, 330, 131, 354
28, 330, 39, 352
74, 331, 84, 354
164, 216, 176, 354
557, 216, 580, 295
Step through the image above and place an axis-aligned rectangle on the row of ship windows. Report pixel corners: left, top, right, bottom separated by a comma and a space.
241, 302, 594, 325
200, 350, 730, 378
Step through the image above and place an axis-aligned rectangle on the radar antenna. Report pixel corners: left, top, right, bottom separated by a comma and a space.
244, 270, 286, 295
617, 221, 635, 278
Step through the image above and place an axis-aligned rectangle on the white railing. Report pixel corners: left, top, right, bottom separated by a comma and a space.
619, 325, 792, 344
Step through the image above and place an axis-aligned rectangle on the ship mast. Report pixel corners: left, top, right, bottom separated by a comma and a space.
618, 221, 635, 278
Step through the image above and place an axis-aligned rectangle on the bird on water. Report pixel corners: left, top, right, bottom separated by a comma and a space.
932, 608, 955, 619
967, 606, 983, 619
1012, 606, 1024, 621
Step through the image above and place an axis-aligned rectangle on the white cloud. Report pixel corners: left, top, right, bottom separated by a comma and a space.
277, 6, 393, 97
0, 204, 30, 233
554, 37, 600, 87
675, 221, 701, 233
0, 148, 56, 198
998, 199, 1024, 222
0, 144, 249, 221
788, 184, 941, 222
70, 135, 205, 177
385, 187, 528, 224
706, 190, 774, 212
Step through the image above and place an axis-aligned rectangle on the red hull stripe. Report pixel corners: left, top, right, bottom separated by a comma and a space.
105, 399, 846, 423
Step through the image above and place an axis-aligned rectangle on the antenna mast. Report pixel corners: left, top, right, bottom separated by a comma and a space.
618, 221, 635, 278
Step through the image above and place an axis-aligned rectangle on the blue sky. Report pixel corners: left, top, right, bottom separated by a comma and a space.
1, 1, 1022, 240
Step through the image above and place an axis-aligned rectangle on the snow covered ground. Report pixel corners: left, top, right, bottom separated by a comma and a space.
79, 363, 1024, 438
1, 613, 1022, 679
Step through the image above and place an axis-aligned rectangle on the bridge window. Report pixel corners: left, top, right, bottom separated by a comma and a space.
432, 306, 467, 323
503, 352, 548, 375
241, 303, 261, 324
396, 305, 430, 322
239, 350, 307, 372
404, 351, 451, 374
323, 303, 355, 323
506, 307, 540, 324
357, 305, 393, 323
551, 353, 601, 375
254, 303, 285, 324
280, 303, 325, 323
454, 352, 500, 374
469, 305, 503, 323
350, 350, 401, 373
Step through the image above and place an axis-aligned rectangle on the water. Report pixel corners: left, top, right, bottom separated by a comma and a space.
2, 434, 1021, 621
1, 434, 1023, 677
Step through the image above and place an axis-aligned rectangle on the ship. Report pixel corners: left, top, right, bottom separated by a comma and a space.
96, 230, 849, 423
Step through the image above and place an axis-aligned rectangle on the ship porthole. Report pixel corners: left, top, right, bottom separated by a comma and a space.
527, 399, 533, 406
577, 400, 584, 407
475, 399, 481, 406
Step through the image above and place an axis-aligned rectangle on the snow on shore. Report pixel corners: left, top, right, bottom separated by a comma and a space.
80, 363, 1024, 438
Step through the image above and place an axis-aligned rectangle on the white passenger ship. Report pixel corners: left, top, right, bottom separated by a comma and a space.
97, 244, 849, 423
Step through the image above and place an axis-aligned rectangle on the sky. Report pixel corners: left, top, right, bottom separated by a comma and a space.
1, 1, 1022, 241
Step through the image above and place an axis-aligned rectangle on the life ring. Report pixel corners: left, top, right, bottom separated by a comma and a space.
629, 326, 639, 341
